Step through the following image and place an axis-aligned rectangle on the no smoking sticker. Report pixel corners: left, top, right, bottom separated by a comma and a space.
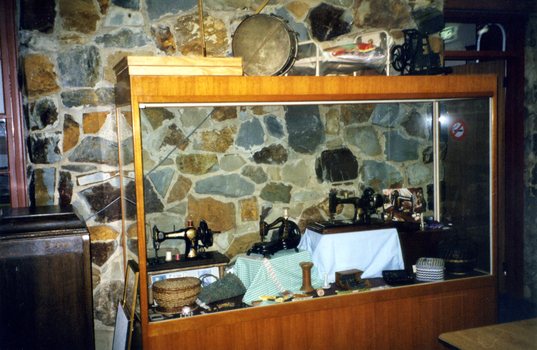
450, 119, 467, 141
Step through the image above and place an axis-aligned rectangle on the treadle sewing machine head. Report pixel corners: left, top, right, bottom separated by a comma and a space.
247, 206, 301, 258
307, 187, 385, 234
151, 219, 219, 264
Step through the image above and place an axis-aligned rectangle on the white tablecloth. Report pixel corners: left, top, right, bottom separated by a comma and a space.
298, 228, 404, 282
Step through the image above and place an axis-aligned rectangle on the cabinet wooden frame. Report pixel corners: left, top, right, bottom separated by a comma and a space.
114, 69, 498, 349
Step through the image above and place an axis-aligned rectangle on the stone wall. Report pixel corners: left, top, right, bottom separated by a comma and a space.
17, 0, 442, 348
524, 13, 537, 305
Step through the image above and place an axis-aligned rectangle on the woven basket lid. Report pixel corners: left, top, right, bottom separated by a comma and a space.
153, 277, 200, 292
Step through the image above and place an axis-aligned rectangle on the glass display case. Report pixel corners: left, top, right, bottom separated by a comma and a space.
115, 57, 497, 350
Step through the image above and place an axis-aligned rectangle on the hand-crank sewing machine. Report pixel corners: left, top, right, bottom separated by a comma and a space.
151, 220, 219, 264
329, 187, 384, 225
247, 206, 301, 258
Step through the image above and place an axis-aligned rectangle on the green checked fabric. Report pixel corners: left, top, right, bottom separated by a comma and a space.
234, 249, 324, 306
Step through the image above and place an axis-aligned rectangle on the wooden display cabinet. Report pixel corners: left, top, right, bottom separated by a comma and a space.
115, 57, 498, 349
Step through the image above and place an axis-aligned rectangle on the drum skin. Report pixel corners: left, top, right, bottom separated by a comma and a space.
232, 14, 298, 76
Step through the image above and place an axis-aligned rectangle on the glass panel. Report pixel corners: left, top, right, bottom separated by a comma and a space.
117, 105, 138, 259
0, 119, 7, 170
439, 98, 491, 274
0, 64, 5, 114
0, 174, 10, 209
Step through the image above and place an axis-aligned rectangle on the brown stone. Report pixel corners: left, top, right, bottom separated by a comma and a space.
88, 225, 119, 240
151, 24, 176, 55
187, 195, 236, 232
83, 111, 109, 134
175, 14, 229, 57
23, 54, 60, 99
353, 0, 411, 29
33, 168, 53, 206
297, 205, 326, 233
160, 124, 189, 151
91, 240, 116, 267
240, 197, 259, 222
341, 104, 376, 125
59, 0, 101, 34
63, 114, 80, 153
225, 231, 260, 259
142, 107, 175, 130
98, 0, 111, 15
286, 1, 310, 19
176, 153, 218, 175
212, 106, 237, 122
201, 126, 236, 153
167, 175, 193, 203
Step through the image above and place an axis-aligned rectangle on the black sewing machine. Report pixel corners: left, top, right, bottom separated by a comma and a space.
307, 187, 384, 234
151, 220, 218, 264
247, 206, 301, 258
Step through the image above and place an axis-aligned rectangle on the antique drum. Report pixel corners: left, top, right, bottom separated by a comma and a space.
232, 14, 298, 76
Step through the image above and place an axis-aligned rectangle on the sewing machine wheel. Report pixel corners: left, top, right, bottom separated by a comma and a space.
277, 220, 301, 251
198, 220, 213, 248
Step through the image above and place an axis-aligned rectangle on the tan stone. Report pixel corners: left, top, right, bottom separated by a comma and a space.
201, 126, 236, 153
105, 50, 153, 83
240, 197, 259, 222
286, 1, 310, 19
212, 107, 237, 122
224, 231, 260, 259
88, 225, 119, 240
63, 114, 80, 153
187, 195, 236, 232
151, 25, 176, 55
127, 224, 137, 239
167, 175, 193, 203
175, 14, 229, 57
83, 111, 109, 134
23, 54, 60, 100
325, 108, 340, 134
59, 0, 101, 34
176, 154, 218, 175
267, 166, 281, 181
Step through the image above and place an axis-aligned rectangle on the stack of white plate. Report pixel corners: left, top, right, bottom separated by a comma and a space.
415, 257, 444, 282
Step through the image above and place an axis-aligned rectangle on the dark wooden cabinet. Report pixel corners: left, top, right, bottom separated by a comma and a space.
0, 205, 94, 350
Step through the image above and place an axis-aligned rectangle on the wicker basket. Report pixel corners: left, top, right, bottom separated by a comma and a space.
153, 277, 201, 309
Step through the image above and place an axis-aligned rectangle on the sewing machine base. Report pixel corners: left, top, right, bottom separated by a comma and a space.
246, 240, 299, 259
307, 219, 392, 234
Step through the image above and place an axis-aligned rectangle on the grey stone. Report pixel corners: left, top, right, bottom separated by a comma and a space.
383, 130, 420, 162
148, 167, 175, 198
253, 144, 288, 165
194, 174, 255, 198
236, 117, 265, 150
27, 132, 62, 164
220, 154, 246, 171
61, 88, 115, 108
286, 105, 325, 154
282, 160, 309, 187
241, 165, 268, 184
61, 164, 98, 172
112, 0, 139, 10
263, 114, 285, 139
59, 171, 73, 205
120, 137, 134, 165
315, 148, 358, 183
104, 7, 144, 27
29, 99, 58, 131
274, 7, 310, 41
361, 160, 404, 192
402, 108, 428, 139
146, 0, 197, 20
68, 136, 119, 166
372, 103, 402, 127
58, 46, 101, 87
344, 126, 382, 156
260, 182, 292, 203
292, 190, 321, 202
407, 163, 432, 186
95, 28, 150, 48
94, 280, 123, 326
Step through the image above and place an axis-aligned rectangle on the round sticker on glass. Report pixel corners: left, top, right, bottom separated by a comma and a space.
450, 119, 467, 141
